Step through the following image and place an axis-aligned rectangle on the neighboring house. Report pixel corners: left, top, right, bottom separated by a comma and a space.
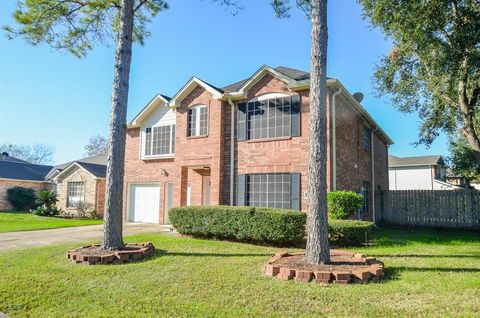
123, 65, 393, 224
389, 155, 461, 190
0, 152, 52, 211
45, 155, 107, 216
445, 169, 471, 188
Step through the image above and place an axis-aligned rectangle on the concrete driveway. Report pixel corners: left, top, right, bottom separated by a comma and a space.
0, 223, 173, 252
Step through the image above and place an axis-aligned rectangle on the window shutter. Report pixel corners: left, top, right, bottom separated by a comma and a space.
291, 95, 301, 137
290, 173, 301, 211
237, 103, 247, 141
236, 174, 246, 206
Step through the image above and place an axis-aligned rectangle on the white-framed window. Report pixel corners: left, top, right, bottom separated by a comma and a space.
144, 124, 175, 157
188, 105, 208, 137
67, 182, 85, 208
247, 173, 291, 209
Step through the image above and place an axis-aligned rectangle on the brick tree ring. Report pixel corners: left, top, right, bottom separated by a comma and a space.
66, 242, 155, 265
264, 250, 384, 284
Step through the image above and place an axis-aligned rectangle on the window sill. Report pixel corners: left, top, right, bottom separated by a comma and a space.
142, 155, 175, 160
187, 135, 208, 140
245, 136, 292, 144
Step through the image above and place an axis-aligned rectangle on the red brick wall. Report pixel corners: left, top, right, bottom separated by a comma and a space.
123, 127, 175, 224
0, 180, 47, 211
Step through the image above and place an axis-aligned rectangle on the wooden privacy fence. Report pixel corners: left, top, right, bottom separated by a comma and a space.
376, 190, 480, 230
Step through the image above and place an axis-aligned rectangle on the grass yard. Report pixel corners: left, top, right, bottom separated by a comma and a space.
0, 212, 102, 233
0, 228, 479, 317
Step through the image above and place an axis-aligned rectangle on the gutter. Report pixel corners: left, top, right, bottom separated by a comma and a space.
371, 127, 378, 224
331, 88, 342, 191
227, 95, 235, 205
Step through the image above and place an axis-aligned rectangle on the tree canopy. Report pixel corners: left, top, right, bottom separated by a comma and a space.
359, 0, 480, 163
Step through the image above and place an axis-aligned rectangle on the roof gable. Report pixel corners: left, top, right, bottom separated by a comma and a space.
55, 161, 106, 181
129, 94, 171, 128
169, 77, 223, 108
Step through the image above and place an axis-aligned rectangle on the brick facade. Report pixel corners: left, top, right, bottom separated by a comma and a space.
56, 167, 105, 216
0, 179, 48, 211
123, 70, 390, 223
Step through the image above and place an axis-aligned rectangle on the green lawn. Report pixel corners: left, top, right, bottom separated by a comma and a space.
0, 212, 102, 233
0, 228, 479, 317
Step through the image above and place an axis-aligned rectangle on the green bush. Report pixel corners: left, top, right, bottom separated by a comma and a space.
170, 205, 373, 246
328, 220, 373, 246
31, 189, 61, 217
328, 190, 363, 220
6, 187, 36, 211
169, 205, 306, 245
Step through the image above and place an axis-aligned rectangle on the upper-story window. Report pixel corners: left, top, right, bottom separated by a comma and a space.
188, 105, 208, 137
144, 124, 175, 157
238, 94, 301, 141
363, 127, 371, 152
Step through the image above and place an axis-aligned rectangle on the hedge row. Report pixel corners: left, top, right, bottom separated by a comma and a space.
169, 206, 373, 246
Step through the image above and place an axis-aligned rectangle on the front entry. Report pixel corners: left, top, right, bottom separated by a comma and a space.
202, 176, 211, 206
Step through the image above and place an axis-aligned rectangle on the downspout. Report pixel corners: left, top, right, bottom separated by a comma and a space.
371, 128, 377, 224
227, 95, 235, 205
331, 88, 342, 191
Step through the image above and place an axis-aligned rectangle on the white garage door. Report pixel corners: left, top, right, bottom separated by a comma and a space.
128, 184, 160, 223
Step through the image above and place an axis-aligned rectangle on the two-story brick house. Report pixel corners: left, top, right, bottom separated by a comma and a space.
123, 65, 393, 224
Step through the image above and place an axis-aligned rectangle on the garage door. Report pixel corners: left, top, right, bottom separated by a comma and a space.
128, 184, 160, 223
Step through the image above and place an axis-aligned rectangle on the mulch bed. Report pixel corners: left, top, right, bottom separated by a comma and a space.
66, 242, 154, 265
264, 250, 384, 284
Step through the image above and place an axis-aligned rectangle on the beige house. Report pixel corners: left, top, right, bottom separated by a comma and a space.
46, 155, 107, 216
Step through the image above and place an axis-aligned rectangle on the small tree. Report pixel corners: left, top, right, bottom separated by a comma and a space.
327, 191, 363, 220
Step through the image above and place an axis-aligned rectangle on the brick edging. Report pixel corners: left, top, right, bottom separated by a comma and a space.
264, 250, 384, 284
66, 242, 155, 265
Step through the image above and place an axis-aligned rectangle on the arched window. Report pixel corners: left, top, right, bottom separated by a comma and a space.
188, 105, 208, 137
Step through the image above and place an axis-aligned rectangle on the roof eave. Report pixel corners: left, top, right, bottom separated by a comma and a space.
169, 77, 223, 108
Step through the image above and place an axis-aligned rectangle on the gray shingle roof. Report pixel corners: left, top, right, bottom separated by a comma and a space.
46, 154, 107, 179
221, 66, 326, 92
0, 154, 30, 164
76, 162, 107, 178
0, 161, 53, 181
389, 155, 443, 168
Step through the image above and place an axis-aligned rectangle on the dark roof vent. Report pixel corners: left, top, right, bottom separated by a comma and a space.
353, 92, 364, 103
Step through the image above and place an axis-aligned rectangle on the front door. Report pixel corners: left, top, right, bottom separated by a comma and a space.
202, 176, 211, 206
164, 182, 174, 224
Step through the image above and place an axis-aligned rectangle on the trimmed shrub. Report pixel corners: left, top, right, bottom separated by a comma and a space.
170, 205, 373, 246
169, 205, 306, 245
328, 190, 363, 220
6, 187, 36, 211
328, 220, 373, 246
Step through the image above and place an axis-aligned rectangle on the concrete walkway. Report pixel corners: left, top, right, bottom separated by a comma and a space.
0, 223, 173, 252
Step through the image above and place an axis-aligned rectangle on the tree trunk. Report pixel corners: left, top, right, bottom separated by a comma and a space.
305, 0, 330, 265
458, 80, 480, 167
102, 0, 134, 250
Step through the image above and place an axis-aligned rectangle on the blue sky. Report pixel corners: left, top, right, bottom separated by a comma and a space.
0, 0, 449, 164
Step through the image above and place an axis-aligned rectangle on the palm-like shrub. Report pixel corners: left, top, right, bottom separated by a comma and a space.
31, 189, 61, 217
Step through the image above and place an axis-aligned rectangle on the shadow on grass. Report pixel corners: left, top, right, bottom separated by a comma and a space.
151, 249, 272, 259
372, 227, 480, 247
384, 265, 480, 281
372, 254, 479, 259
